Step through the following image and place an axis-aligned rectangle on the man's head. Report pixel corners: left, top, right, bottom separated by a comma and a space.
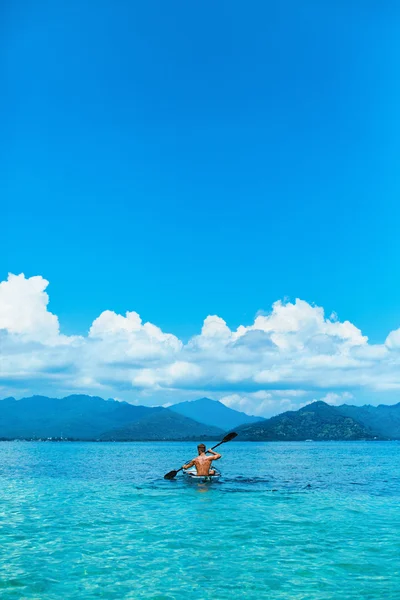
197, 443, 206, 455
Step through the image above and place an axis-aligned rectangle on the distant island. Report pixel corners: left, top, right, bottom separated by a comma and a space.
0, 394, 399, 441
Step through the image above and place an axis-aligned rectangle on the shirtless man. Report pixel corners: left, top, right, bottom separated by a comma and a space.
182, 443, 221, 476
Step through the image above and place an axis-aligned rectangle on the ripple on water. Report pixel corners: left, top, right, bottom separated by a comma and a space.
0, 441, 399, 599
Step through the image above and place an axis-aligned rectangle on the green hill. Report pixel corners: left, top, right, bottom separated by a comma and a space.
336, 403, 400, 439
1, 394, 398, 442
235, 401, 377, 441
99, 409, 224, 441
0, 395, 161, 440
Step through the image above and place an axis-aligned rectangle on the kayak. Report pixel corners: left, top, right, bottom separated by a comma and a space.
183, 467, 221, 482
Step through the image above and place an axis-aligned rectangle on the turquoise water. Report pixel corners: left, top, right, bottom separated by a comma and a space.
0, 441, 399, 599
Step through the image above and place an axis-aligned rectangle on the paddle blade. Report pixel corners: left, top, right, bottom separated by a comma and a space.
222, 432, 238, 443
164, 470, 178, 480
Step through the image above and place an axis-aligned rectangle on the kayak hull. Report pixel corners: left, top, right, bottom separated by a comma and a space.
183, 468, 221, 482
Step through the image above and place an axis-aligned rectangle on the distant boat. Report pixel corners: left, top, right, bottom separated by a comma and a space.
305, 439, 313, 442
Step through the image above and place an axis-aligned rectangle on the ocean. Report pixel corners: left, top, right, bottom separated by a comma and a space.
0, 441, 399, 599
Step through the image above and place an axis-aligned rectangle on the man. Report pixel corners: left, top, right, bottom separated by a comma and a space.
182, 443, 221, 476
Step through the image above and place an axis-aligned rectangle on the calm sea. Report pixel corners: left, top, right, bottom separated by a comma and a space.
0, 441, 399, 599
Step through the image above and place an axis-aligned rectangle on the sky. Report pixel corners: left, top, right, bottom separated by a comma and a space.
2, 1, 400, 416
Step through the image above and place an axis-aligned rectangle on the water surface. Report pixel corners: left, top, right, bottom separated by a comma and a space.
0, 441, 399, 599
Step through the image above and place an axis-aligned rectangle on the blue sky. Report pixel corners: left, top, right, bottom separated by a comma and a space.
2, 1, 400, 412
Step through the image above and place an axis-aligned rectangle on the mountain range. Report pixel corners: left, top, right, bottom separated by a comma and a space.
235, 401, 377, 441
170, 397, 261, 430
0, 395, 253, 441
0, 394, 399, 441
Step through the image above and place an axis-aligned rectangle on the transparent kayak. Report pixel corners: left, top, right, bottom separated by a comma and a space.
183, 467, 221, 482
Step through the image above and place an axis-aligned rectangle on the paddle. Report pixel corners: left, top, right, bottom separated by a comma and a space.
163, 431, 238, 480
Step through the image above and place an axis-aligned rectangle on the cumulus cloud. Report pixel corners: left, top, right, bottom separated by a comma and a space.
0, 273, 60, 343
320, 392, 354, 406
1, 273, 400, 415
385, 328, 400, 350
89, 309, 182, 361
219, 390, 311, 417
249, 299, 367, 351
219, 392, 274, 416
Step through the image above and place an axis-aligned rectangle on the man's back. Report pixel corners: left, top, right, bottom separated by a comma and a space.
183, 446, 221, 475
192, 454, 215, 476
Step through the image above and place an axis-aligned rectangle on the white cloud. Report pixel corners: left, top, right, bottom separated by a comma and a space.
220, 392, 274, 416
2, 273, 400, 415
249, 299, 367, 350
0, 273, 60, 343
219, 391, 310, 417
320, 392, 354, 406
385, 328, 400, 350
89, 310, 181, 352
201, 315, 231, 339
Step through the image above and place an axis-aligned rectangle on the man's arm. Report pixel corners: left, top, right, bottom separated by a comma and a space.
207, 449, 221, 461
182, 459, 195, 470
